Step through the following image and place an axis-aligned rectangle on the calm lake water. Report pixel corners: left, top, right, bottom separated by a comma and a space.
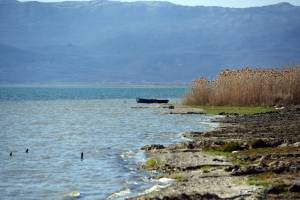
0, 87, 217, 200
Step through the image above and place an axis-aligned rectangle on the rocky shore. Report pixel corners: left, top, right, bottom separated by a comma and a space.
130, 106, 300, 200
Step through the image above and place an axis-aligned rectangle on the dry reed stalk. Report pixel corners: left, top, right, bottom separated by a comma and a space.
184, 66, 300, 106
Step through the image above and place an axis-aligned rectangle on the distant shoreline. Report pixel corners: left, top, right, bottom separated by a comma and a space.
0, 83, 190, 88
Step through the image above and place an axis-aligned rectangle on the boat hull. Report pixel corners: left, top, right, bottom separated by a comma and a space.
136, 98, 169, 104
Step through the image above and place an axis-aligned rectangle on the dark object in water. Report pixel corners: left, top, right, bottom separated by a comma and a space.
81, 152, 83, 160
169, 105, 175, 109
10, 152, 12, 157
136, 98, 169, 104
25, 149, 29, 153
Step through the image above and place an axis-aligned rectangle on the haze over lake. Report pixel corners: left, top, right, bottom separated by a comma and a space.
1, 0, 300, 83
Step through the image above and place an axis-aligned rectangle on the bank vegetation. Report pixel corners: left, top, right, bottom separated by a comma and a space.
184, 67, 300, 106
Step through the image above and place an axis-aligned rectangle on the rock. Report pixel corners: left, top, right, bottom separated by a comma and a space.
231, 166, 265, 176
278, 143, 289, 147
141, 144, 165, 151
288, 183, 300, 193
212, 158, 224, 162
258, 155, 271, 167
289, 165, 300, 173
147, 193, 223, 200
266, 185, 285, 194
258, 160, 267, 167
268, 161, 279, 168
250, 139, 269, 149
186, 142, 195, 149
225, 165, 239, 172
278, 161, 286, 167
292, 142, 300, 147
275, 107, 285, 110
271, 161, 287, 173
186, 112, 204, 114
218, 112, 239, 116
158, 178, 175, 184
249, 156, 258, 161
241, 156, 251, 161
182, 132, 204, 140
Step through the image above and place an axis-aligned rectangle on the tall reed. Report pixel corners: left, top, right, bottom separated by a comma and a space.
184, 66, 300, 106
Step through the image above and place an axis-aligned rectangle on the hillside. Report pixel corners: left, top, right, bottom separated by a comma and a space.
0, 0, 300, 83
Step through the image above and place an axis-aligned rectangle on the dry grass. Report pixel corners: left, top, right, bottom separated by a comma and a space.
184, 66, 300, 106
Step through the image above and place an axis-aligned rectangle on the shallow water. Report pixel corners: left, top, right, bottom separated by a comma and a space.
0, 87, 216, 199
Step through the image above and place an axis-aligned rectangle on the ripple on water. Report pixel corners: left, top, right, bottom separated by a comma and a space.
0, 98, 217, 200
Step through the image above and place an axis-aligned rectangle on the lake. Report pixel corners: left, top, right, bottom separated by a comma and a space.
0, 87, 216, 200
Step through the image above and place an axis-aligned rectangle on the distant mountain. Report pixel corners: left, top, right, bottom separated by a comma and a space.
0, 0, 300, 83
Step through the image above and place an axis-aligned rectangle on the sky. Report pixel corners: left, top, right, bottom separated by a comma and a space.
18, 0, 300, 8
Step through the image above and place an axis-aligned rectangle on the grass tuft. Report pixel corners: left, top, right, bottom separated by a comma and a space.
191, 105, 274, 115
246, 172, 286, 188
144, 159, 159, 169
170, 174, 188, 182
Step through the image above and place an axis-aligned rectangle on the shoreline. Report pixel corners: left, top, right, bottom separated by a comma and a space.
129, 106, 300, 200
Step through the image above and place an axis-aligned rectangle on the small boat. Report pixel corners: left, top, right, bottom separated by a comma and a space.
136, 98, 169, 104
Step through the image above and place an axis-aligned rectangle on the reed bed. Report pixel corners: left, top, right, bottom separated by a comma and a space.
184, 67, 300, 106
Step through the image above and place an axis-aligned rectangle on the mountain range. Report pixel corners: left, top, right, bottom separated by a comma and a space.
0, 0, 300, 83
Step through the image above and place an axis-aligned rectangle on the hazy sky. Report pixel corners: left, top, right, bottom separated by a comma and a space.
18, 0, 300, 8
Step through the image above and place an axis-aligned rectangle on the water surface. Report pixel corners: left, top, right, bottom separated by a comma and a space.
0, 87, 216, 199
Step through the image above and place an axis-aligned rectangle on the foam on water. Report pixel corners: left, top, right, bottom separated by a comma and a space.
107, 188, 131, 199
141, 184, 170, 195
